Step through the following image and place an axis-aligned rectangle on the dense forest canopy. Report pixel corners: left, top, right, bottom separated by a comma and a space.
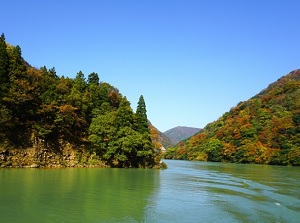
165, 70, 300, 166
0, 33, 162, 168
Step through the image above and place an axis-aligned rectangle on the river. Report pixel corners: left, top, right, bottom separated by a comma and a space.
0, 160, 299, 222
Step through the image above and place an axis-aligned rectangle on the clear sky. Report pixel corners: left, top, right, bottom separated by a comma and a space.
2, 0, 300, 132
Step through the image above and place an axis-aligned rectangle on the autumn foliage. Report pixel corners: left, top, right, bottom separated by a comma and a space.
165, 70, 300, 166
0, 34, 161, 168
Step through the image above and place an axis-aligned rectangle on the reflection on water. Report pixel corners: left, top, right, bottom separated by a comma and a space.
0, 168, 160, 223
1, 160, 300, 222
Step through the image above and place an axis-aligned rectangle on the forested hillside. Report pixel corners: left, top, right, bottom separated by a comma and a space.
165, 70, 300, 166
0, 34, 161, 168
157, 130, 174, 149
164, 126, 201, 145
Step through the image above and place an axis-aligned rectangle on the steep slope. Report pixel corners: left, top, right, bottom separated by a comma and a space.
149, 122, 174, 149
165, 70, 300, 166
164, 126, 201, 145
158, 130, 174, 149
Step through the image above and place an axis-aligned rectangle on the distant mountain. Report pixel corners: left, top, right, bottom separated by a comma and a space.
165, 70, 300, 166
164, 126, 201, 144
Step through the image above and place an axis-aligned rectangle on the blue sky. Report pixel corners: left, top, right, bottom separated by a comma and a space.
2, 0, 300, 132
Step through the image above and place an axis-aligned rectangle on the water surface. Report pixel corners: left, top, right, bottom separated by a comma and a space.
1, 160, 299, 222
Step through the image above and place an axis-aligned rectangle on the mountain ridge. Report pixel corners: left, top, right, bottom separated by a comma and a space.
164, 126, 201, 145
165, 70, 300, 166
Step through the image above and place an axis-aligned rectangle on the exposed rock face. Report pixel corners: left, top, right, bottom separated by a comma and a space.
0, 146, 107, 168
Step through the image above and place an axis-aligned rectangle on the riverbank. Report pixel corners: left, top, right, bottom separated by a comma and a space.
0, 146, 163, 169
0, 146, 107, 168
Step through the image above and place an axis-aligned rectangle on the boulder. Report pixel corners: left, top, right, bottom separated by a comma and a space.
30, 163, 39, 168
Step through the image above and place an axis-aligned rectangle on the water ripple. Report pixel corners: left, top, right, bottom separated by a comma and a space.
152, 160, 300, 223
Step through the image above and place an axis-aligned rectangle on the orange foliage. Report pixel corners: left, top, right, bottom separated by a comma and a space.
149, 125, 162, 149
59, 104, 78, 113
189, 133, 206, 147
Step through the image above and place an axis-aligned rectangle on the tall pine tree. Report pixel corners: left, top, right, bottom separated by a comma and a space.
135, 95, 149, 134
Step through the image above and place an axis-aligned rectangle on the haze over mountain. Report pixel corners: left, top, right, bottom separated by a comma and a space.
165, 70, 300, 166
164, 126, 201, 145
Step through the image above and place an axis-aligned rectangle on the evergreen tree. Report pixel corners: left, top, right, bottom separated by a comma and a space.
135, 95, 149, 134
0, 33, 9, 97
8, 45, 26, 79
135, 95, 155, 167
39, 66, 60, 104
115, 97, 134, 128
87, 72, 99, 85
68, 71, 88, 111
74, 71, 86, 91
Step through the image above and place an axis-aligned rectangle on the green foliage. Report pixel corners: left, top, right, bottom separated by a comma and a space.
89, 96, 156, 168
135, 95, 149, 134
166, 70, 300, 166
115, 97, 134, 128
0, 33, 9, 97
89, 111, 117, 152
87, 72, 99, 85
0, 34, 158, 168
205, 138, 223, 162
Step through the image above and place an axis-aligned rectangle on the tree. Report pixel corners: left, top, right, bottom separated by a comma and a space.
89, 110, 117, 154
87, 72, 99, 85
135, 95, 149, 134
67, 71, 88, 113
0, 34, 11, 138
8, 45, 26, 79
115, 97, 134, 128
0, 33, 9, 97
74, 71, 86, 91
205, 138, 223, 162
39, 66, 60, 104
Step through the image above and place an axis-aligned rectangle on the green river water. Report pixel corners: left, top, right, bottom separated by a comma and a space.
0, 160, 299, 222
